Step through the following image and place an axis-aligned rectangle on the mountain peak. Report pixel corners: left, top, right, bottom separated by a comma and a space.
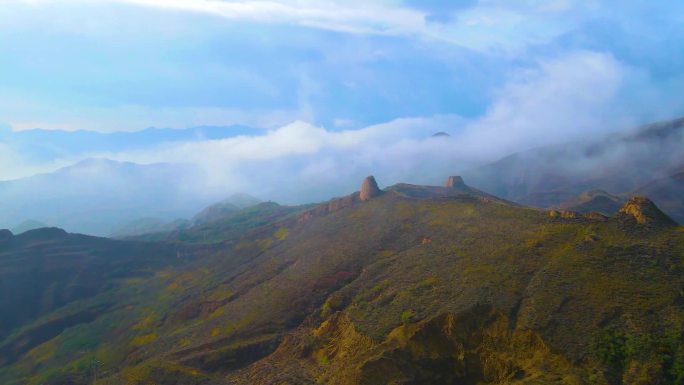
445, 176, 466, 188
18, 227, 68, 239
360, 175, 382, 201
618, 196, 676, 226
0, 229, 13, 242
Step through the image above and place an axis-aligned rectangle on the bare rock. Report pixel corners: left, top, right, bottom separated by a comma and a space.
445, 176, 466, 189
618, 196, 676, 226
360, 176, 382, 201
560, 210, 580, 219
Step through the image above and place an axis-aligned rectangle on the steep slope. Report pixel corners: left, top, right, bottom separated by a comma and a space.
636, 168, 684, 224
2, 177, 684, 385
617, 196, 678, 227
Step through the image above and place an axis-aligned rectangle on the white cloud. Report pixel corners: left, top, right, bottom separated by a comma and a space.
0, 100, 300, 132
119, 0, 425, 34
73, 50, 670, 204
89, 116, 466, 202
0, 143, 71, 180
4, 48, 680, 206
457, 51, 631, 157
10, 0, 591, 53
113, 0, 588, 52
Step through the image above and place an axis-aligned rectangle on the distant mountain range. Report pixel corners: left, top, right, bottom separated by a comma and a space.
0, 158, 230, 236
2, 117, 682, 238
2, 117, 684, 385
464, 117, 684, 223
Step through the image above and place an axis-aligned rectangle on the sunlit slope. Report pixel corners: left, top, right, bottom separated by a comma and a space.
2, 179, 684, 385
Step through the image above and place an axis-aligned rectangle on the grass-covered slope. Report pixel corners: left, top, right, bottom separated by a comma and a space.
130, 201, 309, 244
0, 228, 182, 383
2, 181, 684, 385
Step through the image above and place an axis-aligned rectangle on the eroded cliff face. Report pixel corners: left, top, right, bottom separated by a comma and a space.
230, 304, 592, 385
311, 307, 578, 385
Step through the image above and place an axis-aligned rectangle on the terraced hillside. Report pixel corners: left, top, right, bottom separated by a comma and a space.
2, 177, 684, 385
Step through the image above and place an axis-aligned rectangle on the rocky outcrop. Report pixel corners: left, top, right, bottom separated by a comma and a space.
584, 212, 608, 221
548, 210, 581, 220
618, 196, 677, 226
299, 175, 382, 221
298, 194, 358, 223
445, 176, 466, 189
305, 306, 572, 385
360, 176, 382, 201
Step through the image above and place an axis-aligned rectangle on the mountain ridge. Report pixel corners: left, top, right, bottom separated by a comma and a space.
2, 176, 683, 385
463, 116, 684, 223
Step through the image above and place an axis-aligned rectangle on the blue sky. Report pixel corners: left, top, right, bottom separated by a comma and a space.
1, 0, 681, 133
1, 0, 684, 192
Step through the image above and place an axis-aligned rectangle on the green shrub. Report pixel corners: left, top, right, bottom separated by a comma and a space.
401, 310, 415, 325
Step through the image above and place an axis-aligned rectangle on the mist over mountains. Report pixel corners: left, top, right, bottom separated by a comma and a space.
3, 2, 684, 383
464, 117, 684, 221
0, 125, 256, 179
0, 159, 220, 236
1, 116, 683, 236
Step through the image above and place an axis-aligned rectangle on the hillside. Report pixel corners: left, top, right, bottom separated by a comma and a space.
2, 177, 684, 385
112, 194, 264, 239
0, 159, 225, 236
0, 229, 180, 369
191, 194, 263, 226
557, 190, 623, 216
636, 168, 684, 224
10, 219, 49, 235
464, 117, 684, 222
127, 201, 310, 244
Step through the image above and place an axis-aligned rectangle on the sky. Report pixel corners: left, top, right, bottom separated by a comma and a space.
1, 0, 684, 196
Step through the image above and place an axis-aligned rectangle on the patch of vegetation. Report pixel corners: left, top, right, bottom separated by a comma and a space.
3, 185, 684, 385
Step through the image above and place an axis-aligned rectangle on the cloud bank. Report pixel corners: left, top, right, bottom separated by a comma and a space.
77, 51, 679, 205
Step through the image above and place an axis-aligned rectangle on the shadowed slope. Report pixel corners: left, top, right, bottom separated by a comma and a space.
0, 229, 180, 367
